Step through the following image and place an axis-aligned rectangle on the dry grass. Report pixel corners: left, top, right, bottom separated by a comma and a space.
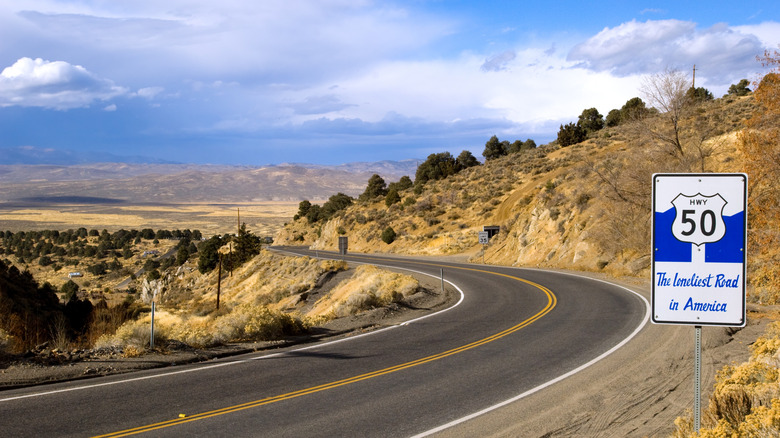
306, 264, 420, 318
0, 202, 298, 236
96, 251, 419, 349
672, 321, 780, 437
0, 209, 148, 227
95, 305, 308, 349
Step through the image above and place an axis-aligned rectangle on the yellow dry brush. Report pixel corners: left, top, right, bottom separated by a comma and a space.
96, 305, 311, 349
94, 253, 419, 351
309, 264, 420, 318
673, 321, 780, 437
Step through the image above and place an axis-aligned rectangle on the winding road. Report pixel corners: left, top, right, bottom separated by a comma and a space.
0, 248, 649, 437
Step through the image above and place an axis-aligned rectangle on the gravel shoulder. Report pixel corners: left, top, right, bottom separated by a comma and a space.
435, 275, 773, 438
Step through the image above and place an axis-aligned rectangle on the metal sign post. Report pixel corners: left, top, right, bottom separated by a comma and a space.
478, 231, 489, 264
338, 236, 348, 256
651, 173, 748, 433
694, 325, 702, 430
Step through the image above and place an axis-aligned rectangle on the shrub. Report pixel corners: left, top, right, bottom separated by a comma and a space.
381, 227, 397, 244
385, 188, 401, 207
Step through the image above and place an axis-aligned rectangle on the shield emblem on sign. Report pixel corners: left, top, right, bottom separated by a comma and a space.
671, 193, 727, 246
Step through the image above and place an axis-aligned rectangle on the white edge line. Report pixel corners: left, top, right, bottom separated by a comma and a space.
410, 270, 651, 438
0, 252, 465, 403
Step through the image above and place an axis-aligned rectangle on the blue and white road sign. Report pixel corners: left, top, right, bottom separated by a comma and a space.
652, 174, 747, 326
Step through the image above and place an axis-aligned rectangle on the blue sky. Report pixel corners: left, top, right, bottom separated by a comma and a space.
0, 1, 778, 165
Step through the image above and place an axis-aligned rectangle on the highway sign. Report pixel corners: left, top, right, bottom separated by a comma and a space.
652, 174, 747, 326
478, 231, 489, 245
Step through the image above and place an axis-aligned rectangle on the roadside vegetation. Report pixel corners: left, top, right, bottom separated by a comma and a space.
673, 318, 780, 437
276, 52, 780, 436
0, 226, 427, 354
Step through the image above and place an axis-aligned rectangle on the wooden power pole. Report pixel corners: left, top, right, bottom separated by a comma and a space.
216, 253, 222, 310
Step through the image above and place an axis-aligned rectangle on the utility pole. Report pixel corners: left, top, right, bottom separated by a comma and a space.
692, 64, 697, 88
216, 253, 222, 310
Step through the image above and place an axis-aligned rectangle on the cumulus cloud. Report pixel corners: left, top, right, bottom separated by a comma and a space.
0, 57, 127, 109
734, 22, 780, 50
568, 20, 769, 84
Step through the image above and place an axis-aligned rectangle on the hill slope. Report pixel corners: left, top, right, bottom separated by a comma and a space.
275, 94, 757, 279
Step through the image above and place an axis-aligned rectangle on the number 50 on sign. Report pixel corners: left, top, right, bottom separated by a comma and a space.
652, 174, 747, 326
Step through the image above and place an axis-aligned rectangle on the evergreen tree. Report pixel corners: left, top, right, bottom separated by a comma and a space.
234, 223, 262, 265
455, 150, 480, 169
728, 79, 751, 96
578, 108, 604, 133
360, 174, 387, 201
415, 152, 457, 185
557, 122, 586, 147
620, 97, 650, 123
482, 135, 506, 160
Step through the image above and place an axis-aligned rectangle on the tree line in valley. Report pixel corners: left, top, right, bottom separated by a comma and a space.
0, 228, 203, 280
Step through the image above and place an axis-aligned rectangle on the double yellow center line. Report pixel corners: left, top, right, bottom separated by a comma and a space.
96, 264, 556, 437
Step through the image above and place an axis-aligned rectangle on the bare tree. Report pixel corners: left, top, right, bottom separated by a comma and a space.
640, 68, 691, 157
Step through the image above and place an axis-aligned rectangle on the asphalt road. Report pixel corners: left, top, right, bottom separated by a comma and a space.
0, 248, 648, 437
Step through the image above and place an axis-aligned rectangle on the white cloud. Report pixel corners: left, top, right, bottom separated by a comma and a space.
568, 19, 768, 84
481, 50, 517, 72
103, 104, 117, 111
284, 47, 641, 137
733, 22, 780, 51
0, 57, 127, 109
136, 87, 164, 99
9, 1, 453, 86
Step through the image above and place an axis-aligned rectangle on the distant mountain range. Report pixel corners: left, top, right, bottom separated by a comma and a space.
0, 160, 420, 204
0, 146, 178, 166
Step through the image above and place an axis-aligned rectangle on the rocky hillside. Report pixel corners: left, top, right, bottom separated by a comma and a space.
275, 93, 759, 281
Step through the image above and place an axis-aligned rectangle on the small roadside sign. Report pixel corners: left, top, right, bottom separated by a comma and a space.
478, 231, 489, 245
651, 174, 747, 326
